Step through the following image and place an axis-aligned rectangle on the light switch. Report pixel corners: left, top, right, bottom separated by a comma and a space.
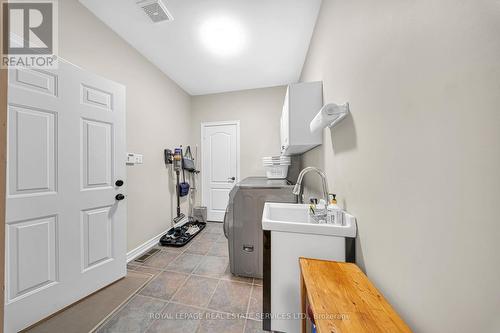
126, 153, 143, 165
126, 153, 135, 164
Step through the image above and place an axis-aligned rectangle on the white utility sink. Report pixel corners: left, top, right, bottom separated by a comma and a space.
262, 202, 357, 237
262, 202, 357, 333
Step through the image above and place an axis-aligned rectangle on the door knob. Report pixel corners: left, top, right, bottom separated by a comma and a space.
115, 194, 125, 201
115, 180, 124, 187
228, 177, 235, 182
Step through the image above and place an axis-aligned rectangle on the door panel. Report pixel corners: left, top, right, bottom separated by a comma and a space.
10, 68, 58, 97
210, 133, 231, 182
5, 60, 126, 332
81, 119, 113, 189
8, 105, 56, 196
7, 215, 58, 302
210, 188, 231, 211
81, 206, 113, 271
202, 122, 239, 222
81, 84, 113, 111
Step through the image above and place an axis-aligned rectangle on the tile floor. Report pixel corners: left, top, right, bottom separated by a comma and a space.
96, 222, 265, 333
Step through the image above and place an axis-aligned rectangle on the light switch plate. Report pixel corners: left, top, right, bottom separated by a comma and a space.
126, 153, 143, 165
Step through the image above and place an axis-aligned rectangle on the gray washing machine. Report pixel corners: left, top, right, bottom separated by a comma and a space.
223, 177, 297, 278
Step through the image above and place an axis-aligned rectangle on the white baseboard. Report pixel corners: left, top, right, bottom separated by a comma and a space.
126, 229, 168, 263
126, 217, 190, 262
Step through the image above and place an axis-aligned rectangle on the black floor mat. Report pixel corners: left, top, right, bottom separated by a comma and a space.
159, 221, 206, 247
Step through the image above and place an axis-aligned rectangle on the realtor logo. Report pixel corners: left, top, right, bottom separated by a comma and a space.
1, 0, 58, 68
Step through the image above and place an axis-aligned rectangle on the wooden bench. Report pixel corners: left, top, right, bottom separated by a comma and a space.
299, 258, 412, 333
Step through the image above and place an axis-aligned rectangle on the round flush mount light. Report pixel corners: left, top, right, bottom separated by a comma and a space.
199, 16, 247, 57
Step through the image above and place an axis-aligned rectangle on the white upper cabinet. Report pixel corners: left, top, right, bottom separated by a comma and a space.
280, 82, 323, 155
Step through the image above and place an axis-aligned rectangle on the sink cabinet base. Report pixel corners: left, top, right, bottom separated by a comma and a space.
263, 230, 351, 333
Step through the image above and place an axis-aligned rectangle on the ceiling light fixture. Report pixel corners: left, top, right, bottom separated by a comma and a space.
199, 16, 247, 57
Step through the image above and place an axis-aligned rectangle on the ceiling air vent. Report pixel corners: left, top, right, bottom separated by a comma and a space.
136, 0, 174, 23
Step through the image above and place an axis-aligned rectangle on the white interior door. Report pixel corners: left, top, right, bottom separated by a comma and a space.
5, 60, 126, 332
202, 121, 240, 222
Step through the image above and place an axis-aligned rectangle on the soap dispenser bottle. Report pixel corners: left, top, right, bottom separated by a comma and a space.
327, 194, 343, 225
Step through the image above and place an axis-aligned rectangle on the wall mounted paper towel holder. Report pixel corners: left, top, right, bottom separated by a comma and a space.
309, 102, 350, 133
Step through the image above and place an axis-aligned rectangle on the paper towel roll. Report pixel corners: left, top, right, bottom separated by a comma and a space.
309, 102, 349, 133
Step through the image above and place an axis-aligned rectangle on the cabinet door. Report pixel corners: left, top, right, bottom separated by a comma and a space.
280, 90, 290, 152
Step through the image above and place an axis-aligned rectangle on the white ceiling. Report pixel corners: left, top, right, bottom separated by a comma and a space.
79, 0, 322, 95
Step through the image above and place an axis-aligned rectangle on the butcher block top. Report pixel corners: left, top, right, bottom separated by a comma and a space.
299, 258, 412, 333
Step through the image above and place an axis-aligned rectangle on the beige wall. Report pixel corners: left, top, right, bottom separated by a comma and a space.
300, 0, 500, 332
59, 0, 191, 252
191, 86, 287, 204
54, 3, 500, 330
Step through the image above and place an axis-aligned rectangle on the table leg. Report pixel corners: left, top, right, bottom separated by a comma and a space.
300, 272, 307, 333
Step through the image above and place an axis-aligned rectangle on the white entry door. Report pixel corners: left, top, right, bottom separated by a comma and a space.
202, 121, 240, 222
5, 60, 126, 332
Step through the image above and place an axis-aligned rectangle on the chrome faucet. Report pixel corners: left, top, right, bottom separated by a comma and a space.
292, 167, 329, 204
